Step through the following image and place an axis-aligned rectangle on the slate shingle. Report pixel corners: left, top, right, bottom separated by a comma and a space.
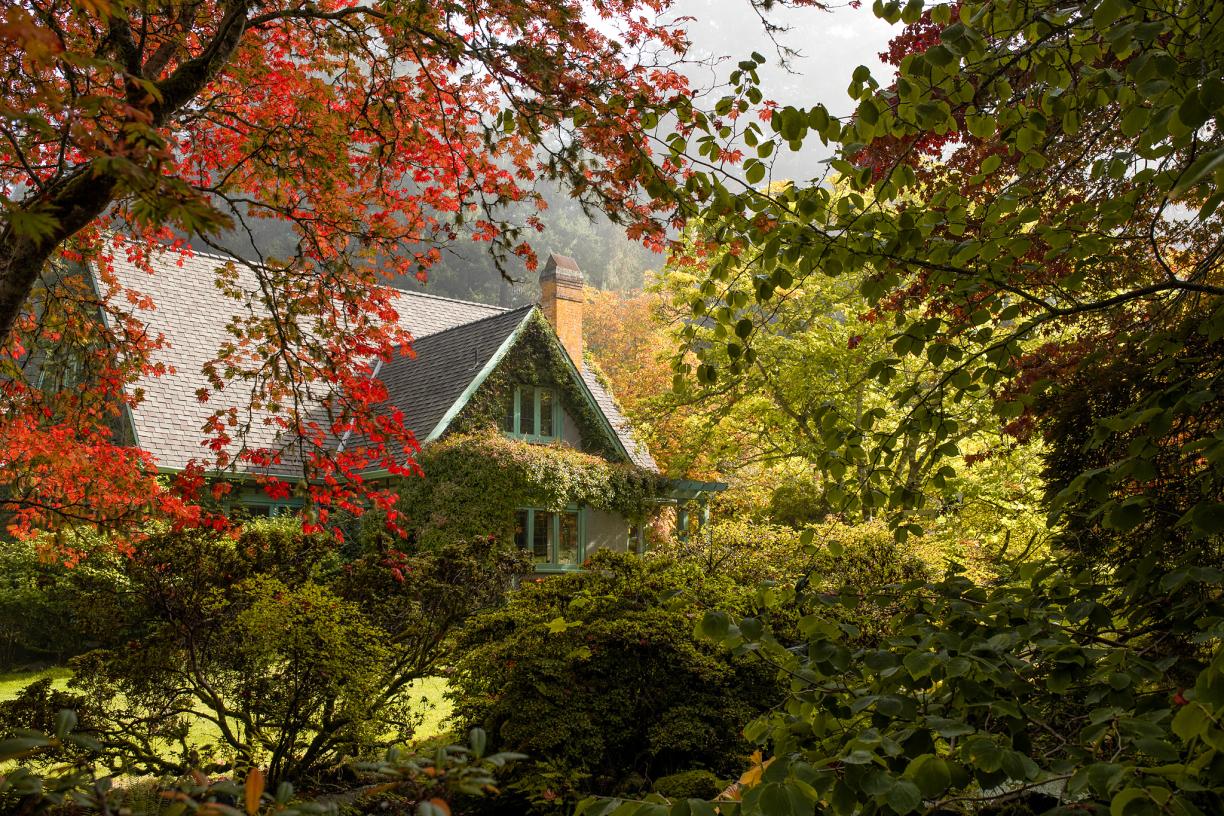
375, 306, 533, 443
104, 247, 657, 474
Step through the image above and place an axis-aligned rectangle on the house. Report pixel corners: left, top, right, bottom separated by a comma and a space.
103, 248, 721, 570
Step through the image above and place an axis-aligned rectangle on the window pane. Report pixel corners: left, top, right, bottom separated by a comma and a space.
558, 511, 579, 567
521, 386, 536, 436
532, 510, 551, 563
514, 509, 530, 551
539, 388, 554, 437
502, 392, 516, 433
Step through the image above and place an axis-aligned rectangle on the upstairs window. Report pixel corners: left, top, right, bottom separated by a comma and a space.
501, 385, 559, 442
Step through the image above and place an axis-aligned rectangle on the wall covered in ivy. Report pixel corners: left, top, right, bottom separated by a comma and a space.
393, 431, 666, 550
448, 312, 623, 461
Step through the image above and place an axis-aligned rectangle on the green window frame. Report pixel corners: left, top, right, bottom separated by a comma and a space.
502, 385, 561, 442
513, 506, 586, 571
235, 499, 302, 519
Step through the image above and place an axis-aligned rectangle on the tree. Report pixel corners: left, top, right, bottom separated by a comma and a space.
665, 0, 1224, 542
658, 222, 1046, 553
574, 1, 1224, 813
0, 0, 696, 540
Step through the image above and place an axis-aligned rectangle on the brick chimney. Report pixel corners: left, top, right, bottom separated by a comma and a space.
539, 253, 584, 368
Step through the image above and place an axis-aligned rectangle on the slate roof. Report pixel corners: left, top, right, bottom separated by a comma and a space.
582, 369, 657, 470
103, 246, 657, 474
375, 305, 534, 444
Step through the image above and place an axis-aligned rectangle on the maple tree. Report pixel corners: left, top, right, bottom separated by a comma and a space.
0, 0, 707, 542
583, 284, 723, 478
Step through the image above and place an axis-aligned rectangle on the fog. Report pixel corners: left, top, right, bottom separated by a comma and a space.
203, 2, 898, 304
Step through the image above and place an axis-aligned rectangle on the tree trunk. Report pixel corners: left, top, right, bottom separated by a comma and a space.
0, 1, 251, 344
0, 168, 121, 343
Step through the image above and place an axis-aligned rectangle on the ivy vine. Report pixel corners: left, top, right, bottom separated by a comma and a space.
394, 430, 667, 549
448, 311, 623, 462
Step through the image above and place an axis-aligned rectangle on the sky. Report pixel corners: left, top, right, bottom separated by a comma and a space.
669, 0, 897, 180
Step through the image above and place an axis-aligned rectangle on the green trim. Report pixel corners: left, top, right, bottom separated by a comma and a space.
545, 323, 635, 465
422, 310, 534, 444
668, 479, 729, 501
515, 504, 586, 570
430, 308, 632, 464
504, 384, 562, 442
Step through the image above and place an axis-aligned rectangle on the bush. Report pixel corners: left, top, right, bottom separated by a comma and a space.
0, 519, 528, 788
448, 550, 780, 812
0, 536, 129, 669
652, 770, 723, 800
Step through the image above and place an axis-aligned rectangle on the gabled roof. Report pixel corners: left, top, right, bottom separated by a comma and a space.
582, 369, 656, 470
377, 305, 534, 444
103, 246, 657, 473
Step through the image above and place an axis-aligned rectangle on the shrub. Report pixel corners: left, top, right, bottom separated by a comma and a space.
0, 536, 129, 669
448, 550, 780, 812
0, 519, 528, 788
652, 770, 723, 800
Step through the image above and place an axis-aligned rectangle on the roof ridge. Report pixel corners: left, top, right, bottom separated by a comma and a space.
113, 239, 513, 314
410, 302, 535, 344
387, 284, 510, 312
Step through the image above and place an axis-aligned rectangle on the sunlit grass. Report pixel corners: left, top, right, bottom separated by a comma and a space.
0, 667, 453, 744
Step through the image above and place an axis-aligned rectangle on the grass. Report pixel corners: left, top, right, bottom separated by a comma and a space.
0, 666, 72, 700
407, 675, 454, 741
0, 666, 453, 743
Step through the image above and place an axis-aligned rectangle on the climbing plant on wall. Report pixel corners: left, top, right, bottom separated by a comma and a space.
448, 312, 625, 462
394, 431, 666, 550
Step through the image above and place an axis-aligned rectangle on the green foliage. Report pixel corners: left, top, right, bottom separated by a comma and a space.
667, 0, 1224, 546
682, 554, 1224, 815
393, 430, 665, 549
652, 770, 724, 800
653, 518, 938, 593
657, 235, 1047, 554
448, 550, 781, 813
0, 519, 527, 787
0, 715, 521, 815
635, 7, 1224, 811
0, 536, 129, 669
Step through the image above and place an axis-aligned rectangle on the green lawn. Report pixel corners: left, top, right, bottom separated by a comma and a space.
0, 667, 454, 743
0, 666, 73, 700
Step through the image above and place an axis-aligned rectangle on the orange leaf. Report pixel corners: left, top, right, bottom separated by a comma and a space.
429, 798, 452, 816
245, 767, 265, 815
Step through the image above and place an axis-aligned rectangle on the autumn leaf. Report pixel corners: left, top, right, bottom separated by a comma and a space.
739, 750, 774, 788
245, 767, 264, 815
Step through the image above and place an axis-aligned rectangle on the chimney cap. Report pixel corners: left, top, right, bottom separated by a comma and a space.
541, 253, 584, 284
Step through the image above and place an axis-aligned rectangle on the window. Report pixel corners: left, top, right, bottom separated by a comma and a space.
501, 385, 560, 442
514, 507, 584, 569
237, 501, 299, 519
628, 524, 646, 555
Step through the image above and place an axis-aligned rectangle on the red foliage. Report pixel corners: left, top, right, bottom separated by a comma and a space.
0, 0, 696, 550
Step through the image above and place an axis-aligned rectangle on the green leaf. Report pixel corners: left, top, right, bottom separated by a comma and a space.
745, 160, 766, 186
903, 650, 938, 679
904, 755, 951, 798
1110, 787, 1150, 816
884, 779, 922, 814
1172, 146, 1224, 195
53, 709, 76, 740
0, 736, 52, 758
